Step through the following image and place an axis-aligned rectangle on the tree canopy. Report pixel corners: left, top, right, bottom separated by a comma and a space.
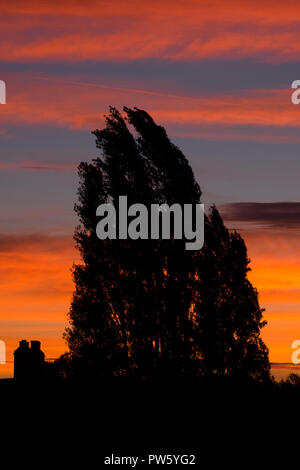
64, 106, 270, 382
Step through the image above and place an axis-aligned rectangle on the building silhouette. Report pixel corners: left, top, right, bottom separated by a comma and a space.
14, 340, 45, 380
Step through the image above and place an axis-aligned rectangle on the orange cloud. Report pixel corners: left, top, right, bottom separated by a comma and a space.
1, 0, 300, 24
1, 1, 300, 62
0, 76, 298, 140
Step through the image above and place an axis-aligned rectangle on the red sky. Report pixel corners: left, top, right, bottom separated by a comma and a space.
1, 0, 300, 377
2, 1, 300, 62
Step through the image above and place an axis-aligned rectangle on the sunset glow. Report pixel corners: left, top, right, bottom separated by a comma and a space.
1, 0, 300, 378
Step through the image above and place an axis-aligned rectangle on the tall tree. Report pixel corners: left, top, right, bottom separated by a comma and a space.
64, 106, 270, 381
64, 107, 200, 378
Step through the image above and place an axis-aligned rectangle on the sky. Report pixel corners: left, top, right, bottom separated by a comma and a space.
1, 0, 300, 377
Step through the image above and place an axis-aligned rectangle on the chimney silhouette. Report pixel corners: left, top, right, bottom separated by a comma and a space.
14, 340, 45, 381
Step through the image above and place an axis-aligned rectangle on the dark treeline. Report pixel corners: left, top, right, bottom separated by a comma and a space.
56, 107, 270, 383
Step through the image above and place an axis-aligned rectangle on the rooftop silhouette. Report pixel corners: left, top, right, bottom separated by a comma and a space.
14, 340, 45, 381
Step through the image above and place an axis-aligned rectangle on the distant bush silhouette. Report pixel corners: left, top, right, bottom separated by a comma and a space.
282, 373, 300, 387
63, 106, 270, 382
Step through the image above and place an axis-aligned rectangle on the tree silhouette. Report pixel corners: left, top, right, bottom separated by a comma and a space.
64, 106, 270, 381
195, 207, 270, 381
